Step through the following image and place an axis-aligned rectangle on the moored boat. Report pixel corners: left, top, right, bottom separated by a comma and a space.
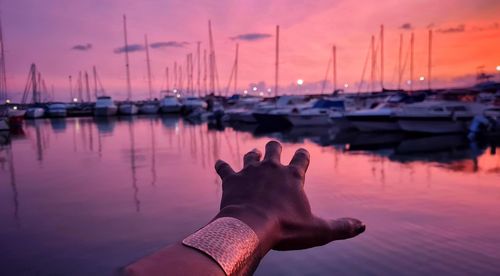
47, 103, 67, 118
94, 96, 118, 116
119, 102, 139, 115
159, 96, 182, 113
25, 107, 45, 119
139, 101, 159, 114
396, 101, 487, 134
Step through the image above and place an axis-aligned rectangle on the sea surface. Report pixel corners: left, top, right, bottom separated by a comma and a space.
1, 116, 499, 275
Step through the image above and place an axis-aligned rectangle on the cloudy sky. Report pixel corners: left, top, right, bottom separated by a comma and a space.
2, 0, 500, 100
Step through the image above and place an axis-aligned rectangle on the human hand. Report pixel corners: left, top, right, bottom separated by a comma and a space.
214, 140, 365, 255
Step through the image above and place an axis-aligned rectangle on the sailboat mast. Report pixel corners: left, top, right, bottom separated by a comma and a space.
427, 29, 433, 90
380, 24, 384, 90
173, 62, 177, 91
275, 25, 279, 97
78, 71, 83, 101
31, 64, 38, 103
398, 34, 403, 90
0, 15, 7, 101
208, 20, 215, 94
197, 42, 201, 97
92, 66, 98, 98
84, 71, 91, 102
144, 34, 153, 99
370, 35, 375, 92
203, 49, 207, 96
123, 15, 132, 100
165, 67, 169, 92
410, 32, 414, 92
332, 45, 337, 92
69, 75, 73, 102
234, 43, 239, 94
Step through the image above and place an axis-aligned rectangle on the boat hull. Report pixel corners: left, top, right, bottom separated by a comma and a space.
397, 116, 471, 133
286, 114, 332, 126
0, 117, 9, 131
47, 110, 67, 118
139, 104, 159, 114
119, 104, 138, 115
95, 106, 118, 117
25, 108, 45, 119
253, 113, 292, 128
346, 115, 400, 132
160, 105, 182, 114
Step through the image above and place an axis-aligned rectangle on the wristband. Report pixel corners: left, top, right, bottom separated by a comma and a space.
182, 217, 259, 275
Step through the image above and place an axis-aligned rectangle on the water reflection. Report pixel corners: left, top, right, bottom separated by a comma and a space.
1, 117, 499, 275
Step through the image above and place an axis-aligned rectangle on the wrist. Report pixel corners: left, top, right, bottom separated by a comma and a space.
215, 205, 280, 257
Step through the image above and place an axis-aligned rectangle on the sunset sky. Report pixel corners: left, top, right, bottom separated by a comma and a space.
2, 0, 500, 101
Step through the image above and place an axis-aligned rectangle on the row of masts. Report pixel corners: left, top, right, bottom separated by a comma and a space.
355, 25, 433, 94
2, 15, 437, 104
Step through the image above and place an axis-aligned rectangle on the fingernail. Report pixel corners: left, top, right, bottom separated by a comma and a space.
356, 224, 366, 234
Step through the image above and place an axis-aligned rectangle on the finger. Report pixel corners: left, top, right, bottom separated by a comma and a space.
288, 148, 310, 177
263, 140, 282, 163
214, 160, 235, 180
243, 148, 262, 167
328, 217, 366, 241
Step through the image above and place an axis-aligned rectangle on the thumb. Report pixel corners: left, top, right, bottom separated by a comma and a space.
328, 217, 366, 241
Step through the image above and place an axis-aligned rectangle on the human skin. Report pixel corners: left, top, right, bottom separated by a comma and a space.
125, 141, 365, 275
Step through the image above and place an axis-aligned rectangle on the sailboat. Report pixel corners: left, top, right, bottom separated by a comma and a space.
118, 15, 138, 115
93, 66, 118, 116
139, 35, 159, 114
23, 64, 45, 119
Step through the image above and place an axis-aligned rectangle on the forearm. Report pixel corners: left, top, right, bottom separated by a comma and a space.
124, 243, 225, 276
125, 206, 280, 276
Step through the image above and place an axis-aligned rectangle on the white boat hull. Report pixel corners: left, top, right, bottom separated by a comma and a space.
25, 108, 45, 119
47, 110, 67, 118
0, 117, 9, 131
350, 120, 400, 132
397, 117, 470, 133
287, 114, 332, 126
119, 104, 138, 115
95, 106, 118, 116
139, 104, 159, 114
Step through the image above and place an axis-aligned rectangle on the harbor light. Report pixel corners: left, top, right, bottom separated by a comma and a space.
259, 91, 264, 96
267, 88, 272, 93
5, 99, 11, 104
419, 76, 425, 81
73, 97, 78, 102
13, 106, 18, 110
496, 65, 500, 71
297, 79, 304, 85
252, 86, 257, 91
243, 90, 248, 95
344, 83, 349, 88
176, 94, 181, 98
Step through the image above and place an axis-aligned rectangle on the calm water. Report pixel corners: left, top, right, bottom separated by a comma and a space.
1, 116, 499, 275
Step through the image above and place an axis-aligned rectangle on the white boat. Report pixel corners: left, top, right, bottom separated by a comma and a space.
181, 97, 207, 114
25, 107, 45, 119
7, 108, 25, 128
159, 96, 182, 113
285, 98, 350, 127
286, 108, 332, 126
396, 101, 487, 134
0, 116, 8, 131
47, 103, 67, 118
95, 96, 118, 116
345, 104, 399, 132
119, 102, 138, 115
139, 101, 159, 114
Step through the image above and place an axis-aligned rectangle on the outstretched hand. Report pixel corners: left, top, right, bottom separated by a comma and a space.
214, 140, 365, 254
